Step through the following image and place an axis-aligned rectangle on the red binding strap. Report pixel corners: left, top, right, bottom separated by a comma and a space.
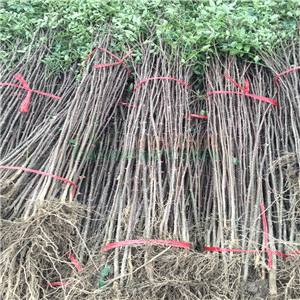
204, 203, 299, 269
206, 75, 278, 107
44, 281, 68, 288
100, 239, 191, 251
134, 77, 189, 91
275, 66, 300, 84
118, 102, 134, 108
82, 47, 132, 77
0, 166, 78, 198
44, 252, 82, 288
67, 252, 83, 272
184, 114, 207, 120
0, 74, 62, 112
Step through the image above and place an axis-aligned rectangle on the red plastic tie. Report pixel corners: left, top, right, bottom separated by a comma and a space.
203, 247, 299, 259
260, 203, 272, 269
204, 247, 263, 254
275, 66, 300, 84
184, 114, 208, 120
134, 77, 189, 91
287, 249, 300, 256
206, 75, 278, 107
44, 281, 68, 288
100, 239, 191, 252
204, 203, 299, 269
0, 74, 62, 112
207, 91, 279, 107
244, 78, 250, 94
118, 102, 134, 108
44, 252, 82, 288
223, 75, 250, 93
203, 247, 293, 258
94, 50, 132, 71
67, 252, 83, 272
0, 166, 78, 198
82, 47, 131, 78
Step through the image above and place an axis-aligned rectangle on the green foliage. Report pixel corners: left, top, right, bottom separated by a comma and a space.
0, 0, 299, 74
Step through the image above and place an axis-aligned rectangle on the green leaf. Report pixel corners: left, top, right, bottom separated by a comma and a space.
100, 265, 110, 277
69, 139, 76, 144
229, 49, 239, 55
236, 44, 243, 50
233, 157, 238, 166
209, 0, 216, 9
200, 45, 210, 52
230, 41, 237, 47
98, 278, 105, 288
254, 55, 260, 63
244, 45, 250, 52
132, 15, 141, 25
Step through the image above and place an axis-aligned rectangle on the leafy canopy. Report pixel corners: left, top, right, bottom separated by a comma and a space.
0, 0, 299, 73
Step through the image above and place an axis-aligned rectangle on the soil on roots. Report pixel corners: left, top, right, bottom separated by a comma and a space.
33, 245, 300, 300
1, 204, 299, 299
0, 200, 82, 300
51, 246, 274, 300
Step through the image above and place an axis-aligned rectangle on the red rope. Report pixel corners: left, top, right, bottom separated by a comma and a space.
67, 252, 83, 272
0, 166, 78, 198
223, 75, 250, 93
206, 75, 278, 107
275, 66, 300, 84
94, 50, 132, 72
44, 252, 82, 288
44, 281, 68, 287
134, 77, 189, 91
81, 47, 132, 77
204, 203, 299, 269
100, 239, 191, 251
203, 247, 297, 258
118, 102, 134, 108
0, 74, 62, 112
184, 114, 207, 120
207, 91, 279, 107
260, 203, 272, 269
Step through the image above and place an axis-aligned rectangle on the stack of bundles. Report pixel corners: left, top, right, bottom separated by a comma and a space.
1, 34, 130, 300
261, 41, 300, 208
0, 34, 74, 156
82, 44, 200, 285
1, 33, 78, 220
1, 32, 79, 300
205, 55, 284, 287
261, 42, 300, 297
1, 33, 129, 220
